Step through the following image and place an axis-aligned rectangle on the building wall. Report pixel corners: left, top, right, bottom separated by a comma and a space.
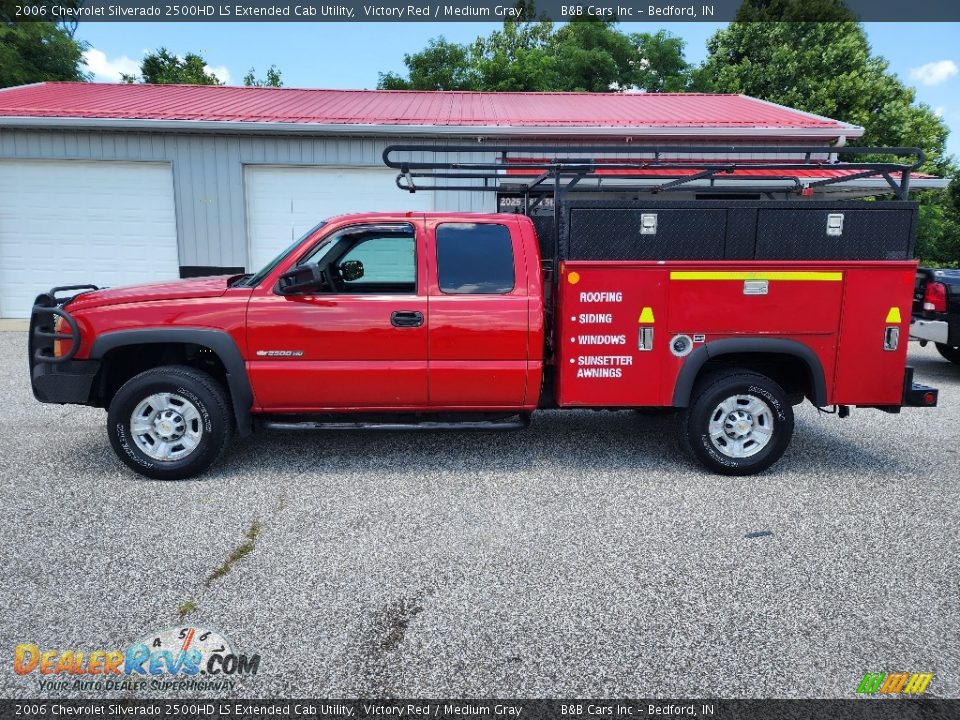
0, 128, 496, 271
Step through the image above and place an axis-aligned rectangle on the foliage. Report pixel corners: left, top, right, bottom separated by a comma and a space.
629, 30, 691, 93
916, 179, 960, 266
122, 47, 222, 85
243, 65, 283, 88
695, 1, 959, 263
379, 37, 476, 90
0, 16, 89, 87
378, 20, 691, 93
728, 0, 860, 21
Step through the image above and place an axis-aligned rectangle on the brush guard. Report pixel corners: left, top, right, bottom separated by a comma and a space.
29, 285, 98, 366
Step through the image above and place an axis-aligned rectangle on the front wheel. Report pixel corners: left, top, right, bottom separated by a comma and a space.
680, 370, 794, 476
935, 343, 960, 365
107, 365, 232, 480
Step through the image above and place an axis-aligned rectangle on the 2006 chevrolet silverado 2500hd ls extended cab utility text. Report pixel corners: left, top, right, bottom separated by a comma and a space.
28, 145, 939, 479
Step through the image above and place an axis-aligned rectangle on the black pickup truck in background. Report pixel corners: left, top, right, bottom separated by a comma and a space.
912, 268, 960, 364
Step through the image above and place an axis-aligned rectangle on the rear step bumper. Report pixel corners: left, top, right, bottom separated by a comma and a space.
902, 366, 938, 407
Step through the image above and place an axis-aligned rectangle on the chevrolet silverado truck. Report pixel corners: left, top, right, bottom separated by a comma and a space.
28, 145, 939, 479
911, 267, 960, 364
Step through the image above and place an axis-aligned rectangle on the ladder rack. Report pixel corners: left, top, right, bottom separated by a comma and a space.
382, 144, 925, 202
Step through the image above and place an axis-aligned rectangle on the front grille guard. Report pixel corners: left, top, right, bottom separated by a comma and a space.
29, 285, 99, 366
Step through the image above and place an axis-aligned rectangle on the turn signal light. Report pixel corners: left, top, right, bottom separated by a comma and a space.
923, 281, 947, 313
53, 316, 66, 358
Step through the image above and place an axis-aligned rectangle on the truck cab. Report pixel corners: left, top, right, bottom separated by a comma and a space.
242, 213, 543, 412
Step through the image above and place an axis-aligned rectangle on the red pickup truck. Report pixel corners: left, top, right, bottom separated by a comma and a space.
28, 145, 939, 479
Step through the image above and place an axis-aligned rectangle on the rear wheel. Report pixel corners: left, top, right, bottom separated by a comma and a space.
680, 370, 794, 476
935, 343, 960, 365
107, 365, 232, 480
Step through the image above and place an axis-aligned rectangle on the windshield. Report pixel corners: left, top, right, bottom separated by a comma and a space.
243, 222, 326, 287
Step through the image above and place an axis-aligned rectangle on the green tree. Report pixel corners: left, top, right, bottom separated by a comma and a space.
545, 19, 639, 92
628, 30, 691, 93
377, 20, 691, 93
466, 20, 555, 91
243, 65, 283, 88
696, 0, 958, 263
379, 38, 476, 90
122, 47, 223, 85
0, 4, 89, 88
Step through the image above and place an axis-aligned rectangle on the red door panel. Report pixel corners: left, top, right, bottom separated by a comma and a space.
425, 217, 531, 407
246, 220, 429, 411
246, 294, 428, 410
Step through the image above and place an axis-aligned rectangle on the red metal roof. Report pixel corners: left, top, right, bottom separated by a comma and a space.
0, 82, 862, 137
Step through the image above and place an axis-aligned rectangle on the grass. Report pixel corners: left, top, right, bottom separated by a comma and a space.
177, 599, 198, 619
205, 520, 262, 586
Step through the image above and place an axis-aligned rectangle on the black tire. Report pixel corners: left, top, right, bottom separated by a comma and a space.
679, 370, 794, 476
107, 365, 232, 480
935, 343, 960, 365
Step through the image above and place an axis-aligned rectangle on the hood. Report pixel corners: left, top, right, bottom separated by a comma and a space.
68, 276, 233, 311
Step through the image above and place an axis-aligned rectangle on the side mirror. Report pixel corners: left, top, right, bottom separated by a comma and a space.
340, 259, 364, 282
277, 263, 324, 294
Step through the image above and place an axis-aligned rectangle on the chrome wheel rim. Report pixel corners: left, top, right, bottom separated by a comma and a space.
130, 393, 203, 462
707, 394, 774, 459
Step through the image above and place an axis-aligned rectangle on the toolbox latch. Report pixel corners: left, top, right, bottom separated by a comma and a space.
640, 213, 657, 235
743, 280, 769, 295
826, 213, 844, 237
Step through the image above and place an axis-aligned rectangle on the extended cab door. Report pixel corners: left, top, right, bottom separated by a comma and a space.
246, 220, 428, 411
425, 217, 532, 407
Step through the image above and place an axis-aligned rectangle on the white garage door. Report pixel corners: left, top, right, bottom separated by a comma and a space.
0, 160, 180, 318
245, 165, 434, 271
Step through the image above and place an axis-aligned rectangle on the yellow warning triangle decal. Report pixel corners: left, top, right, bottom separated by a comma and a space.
638, 307, 655, 323
885, 307, 902, 324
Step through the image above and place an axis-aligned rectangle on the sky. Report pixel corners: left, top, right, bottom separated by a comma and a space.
76, 21, 960, 156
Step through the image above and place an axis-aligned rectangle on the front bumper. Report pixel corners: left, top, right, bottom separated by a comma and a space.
29, 285, 100, 405
31, 360, 100, 404
909, 317, 949, 345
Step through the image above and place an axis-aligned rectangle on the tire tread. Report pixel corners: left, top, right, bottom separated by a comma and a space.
679, 369, 793, 476
108, 365, 232, 480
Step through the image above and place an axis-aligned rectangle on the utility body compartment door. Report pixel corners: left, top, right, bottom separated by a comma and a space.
556, 262, 669, 407
667, 267, 844, 335
833, 263, 915, 405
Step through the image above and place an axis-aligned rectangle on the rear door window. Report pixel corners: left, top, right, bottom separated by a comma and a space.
435, 223, 515, 294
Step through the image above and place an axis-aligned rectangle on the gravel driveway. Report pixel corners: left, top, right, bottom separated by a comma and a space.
1, 332, 957, 699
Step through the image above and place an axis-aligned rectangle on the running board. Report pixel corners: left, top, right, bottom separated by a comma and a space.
262, 415, 531, 432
